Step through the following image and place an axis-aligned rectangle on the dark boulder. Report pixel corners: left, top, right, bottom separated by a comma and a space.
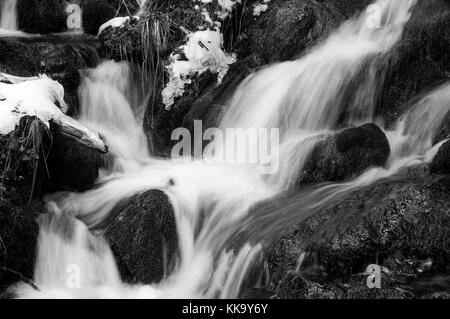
17, 0, 66, 34
148, 70, 218, 156
316, 0, 373, 18
82, 0, 116, 35
379, 0, 450, 124
182, 58, 259, 134
431, 140, 450, 175
0, 116, 105, 194
239, 0, 343, 64
434, 110, 450, 145
104, 190, 178, 284
46, 122, 105, 193
145, 0, 343, 154
149, 56, 261, 156
0, 198, 42, 293
267, 174, 450, 299
298, 123, 390, 185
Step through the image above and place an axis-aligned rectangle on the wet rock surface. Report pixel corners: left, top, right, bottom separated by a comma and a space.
143, 0, 344, 155
104, 190, 178, 284
298, 123, 391, 185
434, 110, 450, 145
431, 141, 450, 175
240, 0, 343, 64
46, 122, 105, 192
267, 173, 450, 299
0, 116, 106, 195
82, 0, 116, 35
317, 0, 373, 18
379, 0, 450, 125
16, 0, 66, 34
0, 198, 42, 294
0, 118, 46, 292
0, 0, 449, 299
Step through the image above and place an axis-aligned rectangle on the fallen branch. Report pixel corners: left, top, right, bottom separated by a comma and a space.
0, 72, 40, 84
53, 117, 108, 154
0, 267, 40, 291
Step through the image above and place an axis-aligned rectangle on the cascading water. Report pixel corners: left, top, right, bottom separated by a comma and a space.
11, 0, 449, 299
0, 0, 18, 31
78, 61, 151, 173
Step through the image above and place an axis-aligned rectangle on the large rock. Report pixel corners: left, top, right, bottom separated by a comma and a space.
0, 116, 105, 195
148, 70, 217, 156
379, 0, 450, 124
144, 0, 344, 155
266, 174, 450, 299
0, 197, 42, 293
0, 119, 46, 293
182, 57, 260, 134
239, 0, 343, 64
17, 0, 66, 34
82, 0, 116, 35
104, 190, 178, 284
430, 141, 450, 175
298, 123, 391, 185
46, 122, 105, 192
434, 110, 450, 145
317, 0, 373, 18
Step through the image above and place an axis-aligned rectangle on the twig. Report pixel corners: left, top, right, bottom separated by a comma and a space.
0, 267, 40, 291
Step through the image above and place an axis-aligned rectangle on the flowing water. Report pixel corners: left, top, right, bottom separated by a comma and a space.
0, 0, 18, 31
10, 0, 450, 298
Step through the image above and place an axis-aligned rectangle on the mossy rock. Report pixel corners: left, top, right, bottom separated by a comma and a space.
379, 0, 450, 125
266, 174, 450, 298
17, 0, 66, 34
298, 123, 391, 185
104, 190, 178, 284
431, 141, 450, 175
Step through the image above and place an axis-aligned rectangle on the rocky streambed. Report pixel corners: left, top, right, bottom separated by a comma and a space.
0, 0, 449, 299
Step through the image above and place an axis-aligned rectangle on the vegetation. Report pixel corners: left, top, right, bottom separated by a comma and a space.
0, 116, 51, 204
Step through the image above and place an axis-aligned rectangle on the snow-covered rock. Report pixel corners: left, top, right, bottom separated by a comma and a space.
0, 75, 66, 134
98, 16, 133, 35
254, 0, 271, 16
162, 30, 236, 109
0, 74, 106, 152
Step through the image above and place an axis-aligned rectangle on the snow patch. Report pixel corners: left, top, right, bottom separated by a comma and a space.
98, 16, 133, 35
253, 0, 271, 16
162, 30, 236, 109
195, 0, 242, 21
0, 75, 105, 151
0, 75, 67, 134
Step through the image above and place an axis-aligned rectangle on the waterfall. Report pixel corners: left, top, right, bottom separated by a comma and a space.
78, 61, 151, 173
12, 0, 449, 299
0, 0, 18, 31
